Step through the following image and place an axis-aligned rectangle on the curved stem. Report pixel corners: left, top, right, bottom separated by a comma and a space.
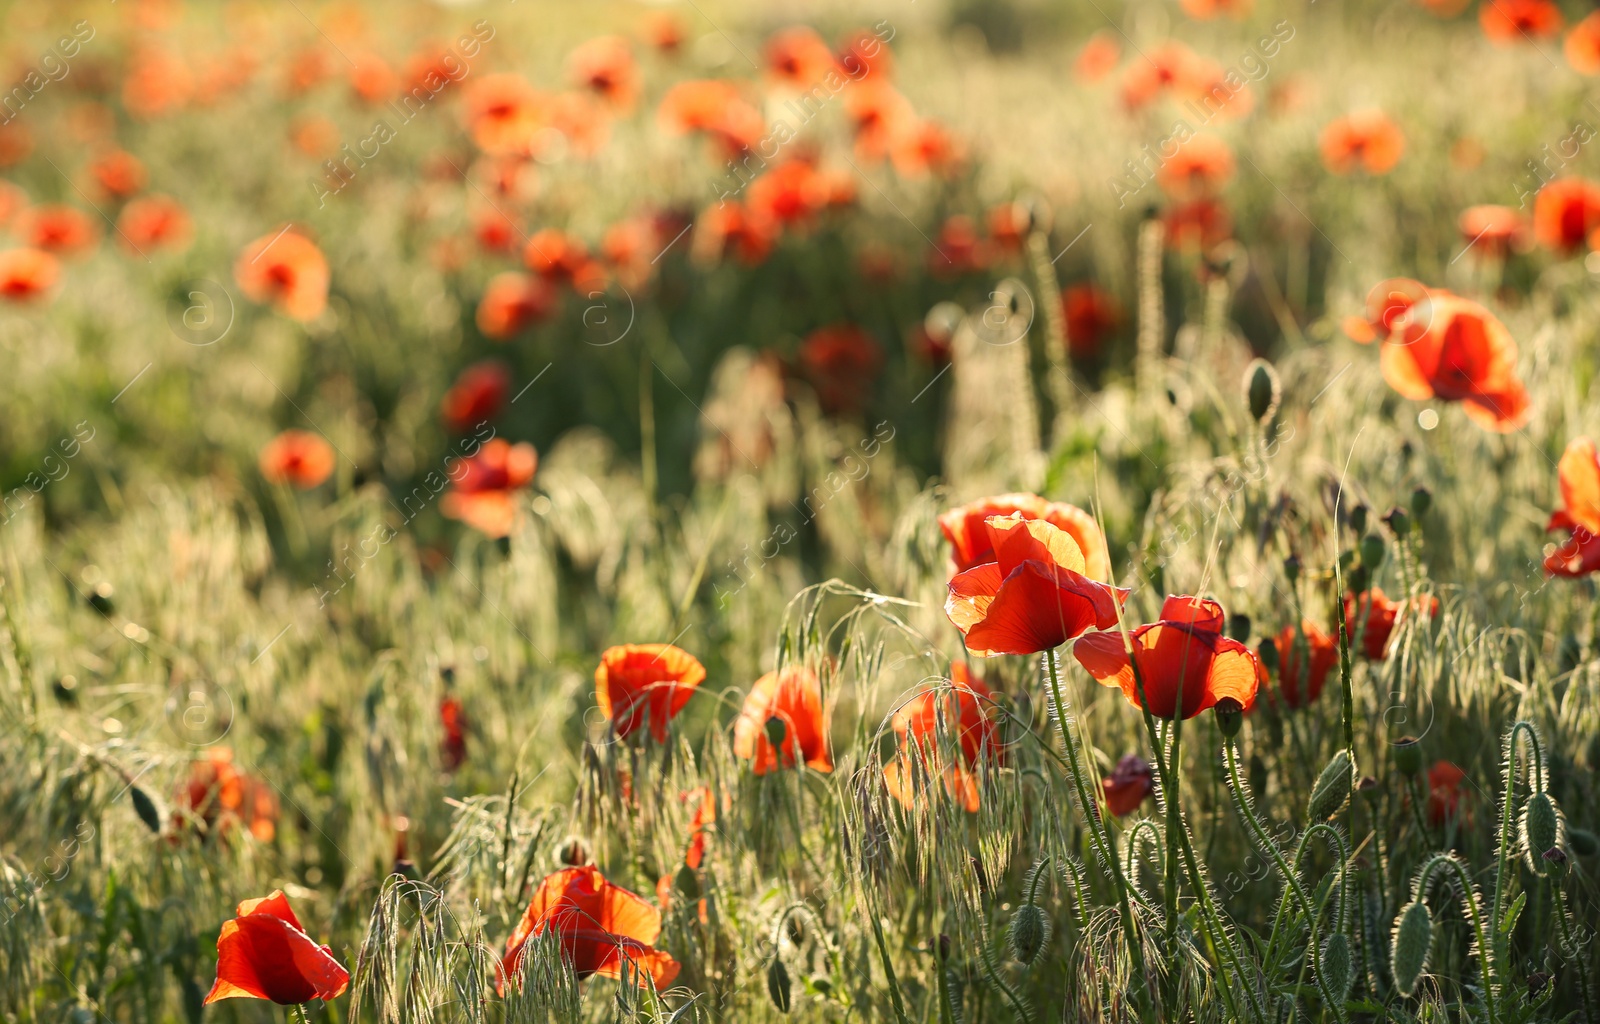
1492, 723, 1543, 956
1417, 854, 1499, 1024
1553, 878, 1598, 1024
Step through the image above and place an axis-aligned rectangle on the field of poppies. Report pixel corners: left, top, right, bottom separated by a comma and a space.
6, 0, 1600, 1021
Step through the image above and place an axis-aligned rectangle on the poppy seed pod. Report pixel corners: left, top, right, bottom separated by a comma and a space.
1256, 637, 1279, 672
1522, 791, 1564, 873
1542, 847, 1570, 877
1307, 749, 1354, 823
1348, 504, 1369, 536
1393, 736, 1424, 775
1227, 613, 1252, 642
1410, 486, 1432, 517
1245, 359, 1281, 424
766, 958, 792, 1013
1283, 554, 1302, 584
130, 786, 162, 834
1214, 696, 1244, 739
764, 714, 788, 749
1359, 533, 1386, 571
1321, 932, 1354, 1002
1008, 902, 1050, 966
1390, 900, 1433, 998
1382, 505, 1410, 536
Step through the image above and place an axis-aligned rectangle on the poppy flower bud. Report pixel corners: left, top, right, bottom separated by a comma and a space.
1213, 697, 1244, 740
1321, 932, 1353, 1002
87, 581, 114, 615
1522, 791, 1564, 873
1542, 846, 1569, 878
1347, 504, 1369, 536
1569, 827, 1598, 856
1008, 903, 1049, 966
557, 836, 592, 867
1283, 554, 1302, 584
764, 715, 788, 750
1382, 505, 1410, 536
766, 958, 792, 1013
1347, 564, 1370, 594
1227, 613, 1252, 642
130, 785, 162, 834
1307, 749, 1353, 823
440, 664, 455, 684
1410, 486, 1432, 518
1245, 359, 1280, 424
1390, 900, 1433, 998
1393, 736, 1423, 776
1359, 533, 1386, 571
1256, 638, 1279, 672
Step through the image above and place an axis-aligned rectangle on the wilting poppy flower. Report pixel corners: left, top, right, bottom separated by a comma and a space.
798, 323, 883, 415
1458, 204, 1525, 257
594, 644, 706, 742
1374, 289, 1531, 431
641, 10, 686, 53
441, 361, 511, 433
259, 430, 335, 489
1062, 284, 1121, 359
464, 73, 547, 156
1272, 621, 1337, 708
1076, 32, 1121, 83
502, 867, 679, 991
18, 205, 98, 257
441, 438, 538, 538
1566, 11, 1600, 73
0, 248, 61, 303
843, 80, 914, 160
204, 891, 348, 1005
1120, 41, 1202, 111
348, 52, 398, 104
732, 665, 833, 774
766, 27, 838, 87
1426, 761, 1468, 827
175, 747, 279, 842
1102, 753, 1154, 816
1320, 110, 1406, 175
568, 35, 638, 110
1157, 135, 1234, 198
1546, 436, 1600, 576
235, 229, 329, 322
747, 159, 829, 225
89, 149, 146, 198
1343, 588, 1440, 659
948, 513, 1128, 657
1481, 0, 1563, 44
657, 80, 765, 159
477, 272, 557, 340
440, 695, 467, 772
1164, 197, 1232, 250
1075, 595, 1265, 720
1532, 178, 1600, 251
883, 663, 1003, 812
117, 195, 192, 253
939, 492, 1112, 580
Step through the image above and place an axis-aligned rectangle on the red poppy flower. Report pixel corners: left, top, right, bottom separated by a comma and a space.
175, 748, 279, 842
838, 27, 895, 80
883, 663, 1003, 812
1546, 436, 1600, 576
1532, 178, 1600, 251
798, 323, 883, 415
843, 80, 914, 160
1180, 0, 1252, 18
1426, 761, 1468, 827
123, 47, 193, 118
440, 696, 467, 772
693, 200, 778, 266
1343, 588, 1440, 659
733, 666, 834, 774
464, 74, 547, 157
502, 867, 679, 991
89, 149, 146, 198
657, 80, 765, 159
1566, 11, 1600, 73
1075, 32, 1121, 83
18, 205, 98, 257
1163, 197, 1233, 250
1102, 753, 1154, 816
985, 202, 1029, 253
0, 248, 61, 303
948, 514, 1128, 657
1458, 204, 1525, 257
747, 159, 829, 226
348, 52, 398, 104
891, 119, 964, 179
655, 788, 716, 919
569, 35, 638, 111
1062, 284, 1121, 359
116, 195, 192, 253
601, 216, 663, 288
1341, 277, 1440, 345
441, 361, 511, 433
1120, 41, 1202, 111
235, 229, 329, 322
1320, 111, 1406, 175
523, 229, 590, 283
1481, 0, 1563, 44
766, 27, 838, 87
1075, 595, 1264, 720
441, 439, 538, 538
1157, 135, 1234, 198
476, 271, 558, 340
1375, 290, 1531, 431
928, 214, 990, 277
259, 430, 335, 489
641, 10, 686, 52
939, 492, 1112, 580
204, 891, 348, 1005
594, 644, 706, 742
1272, 622, 1337, 708
471, 207, 522, 255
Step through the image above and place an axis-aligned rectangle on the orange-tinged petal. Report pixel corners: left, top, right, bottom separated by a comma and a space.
1558, 437, 1600, 533
985, 513, 1087, 576
205, 906, 349, 1005
948, 560, 1125, 657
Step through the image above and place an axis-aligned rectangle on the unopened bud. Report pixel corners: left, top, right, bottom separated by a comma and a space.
1393, 736, 1423, 776
1359, 533, 1386, 571
1307, 749, 1354, 823
1410, 486, 1432, 518
1382, 505, 1410, 536
1008, 904, 1049, 966
1245, 359, 1281, 424
1348, 504, 1369, 536
1522, 791, 1563, 873
1283, 554, 1302, 585
1228, 613, 1252, 642
1390, 900, 1434, 998
1321, 932, 1353, 1002
765, 715, 788, 749
130, 786, 162, 834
